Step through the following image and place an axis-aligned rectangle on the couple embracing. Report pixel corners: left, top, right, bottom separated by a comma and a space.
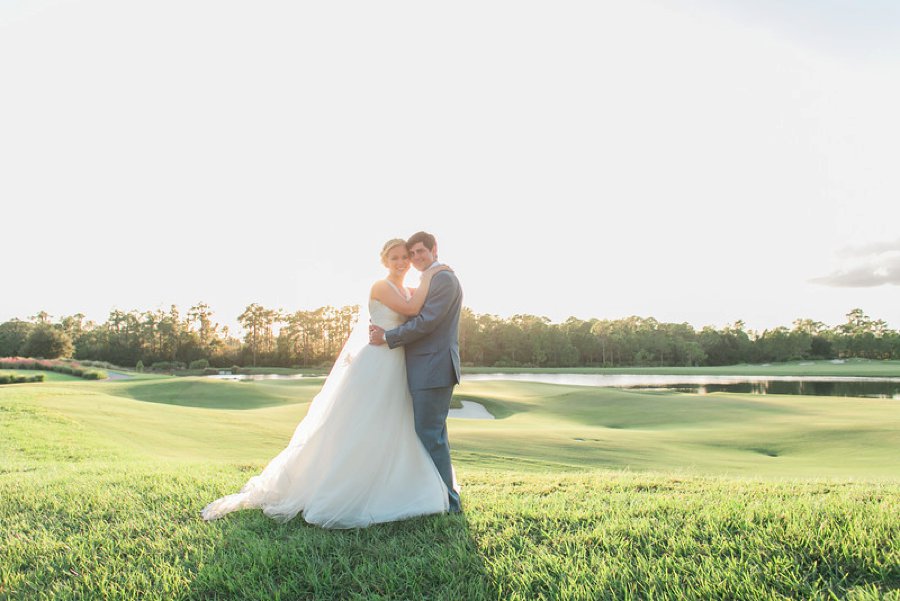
201, 232, 463, 528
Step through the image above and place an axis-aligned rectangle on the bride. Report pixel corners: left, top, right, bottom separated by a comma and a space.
201, 239, 452, 528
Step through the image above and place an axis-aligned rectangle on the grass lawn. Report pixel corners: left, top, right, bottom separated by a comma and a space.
1, 368, 898, 599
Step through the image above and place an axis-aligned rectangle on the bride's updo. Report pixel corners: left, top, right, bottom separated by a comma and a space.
380, 238, 408, 265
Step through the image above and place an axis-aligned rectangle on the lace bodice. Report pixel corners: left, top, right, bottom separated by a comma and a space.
368, 281, 410, 330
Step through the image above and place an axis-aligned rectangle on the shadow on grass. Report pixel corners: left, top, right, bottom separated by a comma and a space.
189, 510, 498, 600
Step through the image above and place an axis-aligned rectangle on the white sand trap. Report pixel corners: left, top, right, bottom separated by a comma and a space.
448, 400, 494, 420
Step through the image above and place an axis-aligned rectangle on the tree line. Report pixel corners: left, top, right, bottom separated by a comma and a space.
0, 305, 897, 369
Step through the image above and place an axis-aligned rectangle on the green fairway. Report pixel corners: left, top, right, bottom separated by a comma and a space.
7, 374, 898, 478
450, 380, 900, 478
1, 371, 898, 599
104, 376, 325, 410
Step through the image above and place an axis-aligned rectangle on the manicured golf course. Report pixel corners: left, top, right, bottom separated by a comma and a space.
1, 362, 898, 599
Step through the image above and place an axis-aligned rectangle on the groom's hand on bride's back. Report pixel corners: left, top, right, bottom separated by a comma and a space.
369, 324, 386, 346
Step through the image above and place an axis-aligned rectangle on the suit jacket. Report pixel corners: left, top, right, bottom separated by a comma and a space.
385, 270, 462, 390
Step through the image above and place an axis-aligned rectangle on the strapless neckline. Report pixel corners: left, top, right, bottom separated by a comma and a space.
368, 281, 410, 330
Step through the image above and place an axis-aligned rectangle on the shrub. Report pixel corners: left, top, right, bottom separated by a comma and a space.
4, 360, 44, 371
0, 357, 107, 381
230, 365, 241, 374
150, 361, 186, 371
189, 359, 210, 370
135, 360, 144, 373
492, 360, 520, 368
80, 360, 118, 369
203, 368, 219, 375
0, 372, 44, 385
82, 371, 106, 380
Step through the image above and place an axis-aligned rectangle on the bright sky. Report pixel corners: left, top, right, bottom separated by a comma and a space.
2, 0, 899, 334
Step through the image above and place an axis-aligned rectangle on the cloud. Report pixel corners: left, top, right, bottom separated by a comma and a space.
812, 241, 900, 287
835, 237, 900, 258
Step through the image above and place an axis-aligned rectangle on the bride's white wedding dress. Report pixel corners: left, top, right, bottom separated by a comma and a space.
201, 286, 449, 528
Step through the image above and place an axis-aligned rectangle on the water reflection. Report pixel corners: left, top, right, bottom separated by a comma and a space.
206, 374, 316, 381
462, 374, 900, 399
204, 372, 900, 398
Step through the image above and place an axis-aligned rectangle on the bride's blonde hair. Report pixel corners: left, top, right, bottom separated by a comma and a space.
380, 238, 408, 265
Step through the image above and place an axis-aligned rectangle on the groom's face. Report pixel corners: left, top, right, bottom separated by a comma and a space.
408, 242, 436, 272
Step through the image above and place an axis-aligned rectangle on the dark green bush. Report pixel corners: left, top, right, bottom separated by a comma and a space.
150, 361, 185, 371
79, 360, 118, 369
0, 372, 44, 385
189, 359, 210, 370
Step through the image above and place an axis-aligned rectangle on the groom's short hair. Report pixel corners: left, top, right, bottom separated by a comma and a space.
407, 231, 436, 251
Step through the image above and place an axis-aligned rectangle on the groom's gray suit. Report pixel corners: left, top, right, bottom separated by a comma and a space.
385, 267, 462, 512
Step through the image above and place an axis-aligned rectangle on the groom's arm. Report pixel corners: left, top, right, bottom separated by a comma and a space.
385, 273, 458, 349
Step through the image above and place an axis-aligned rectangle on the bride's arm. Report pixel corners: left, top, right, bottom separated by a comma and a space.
370, 266, 451, 316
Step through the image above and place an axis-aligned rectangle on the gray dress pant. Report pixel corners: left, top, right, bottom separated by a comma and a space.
410, 385, 461, 512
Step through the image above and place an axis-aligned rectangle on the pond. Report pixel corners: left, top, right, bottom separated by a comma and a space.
461, 374, 900, 399
206, 374, 315, 381
204, 372, 900, 399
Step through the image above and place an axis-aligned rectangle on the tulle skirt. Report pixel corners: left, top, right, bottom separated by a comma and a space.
201, 343, 449, 528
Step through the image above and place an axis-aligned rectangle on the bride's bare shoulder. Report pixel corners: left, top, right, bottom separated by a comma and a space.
371, 279, 402, 301
370, 279, 388, 296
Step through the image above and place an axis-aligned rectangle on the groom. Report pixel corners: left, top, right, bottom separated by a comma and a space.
369, 231, 463, 513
